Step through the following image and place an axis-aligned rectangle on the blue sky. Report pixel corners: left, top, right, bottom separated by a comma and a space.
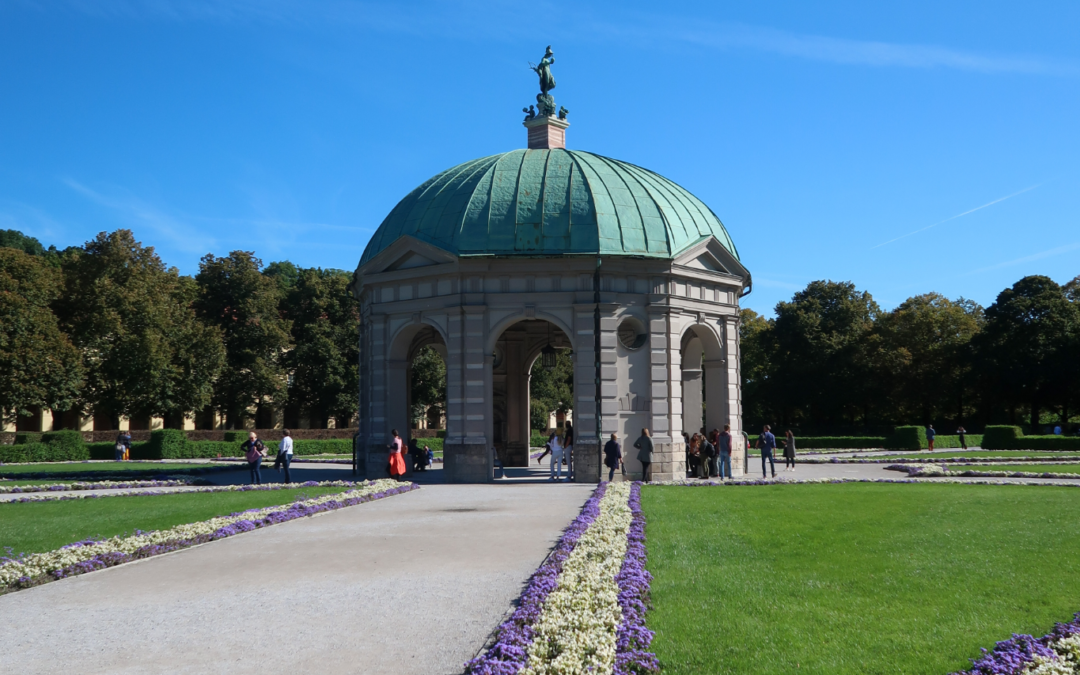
1, 1, 1078, 316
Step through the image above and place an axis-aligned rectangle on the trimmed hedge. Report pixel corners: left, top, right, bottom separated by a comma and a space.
929, 434, 984, 449
0, 431, 89, 462
883, 426, 927, 450
223, 431, 247, 443
983, 425, 1080, 450
14, 432, 42, 445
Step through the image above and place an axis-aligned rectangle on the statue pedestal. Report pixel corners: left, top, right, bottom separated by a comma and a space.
524, 116, 569, 149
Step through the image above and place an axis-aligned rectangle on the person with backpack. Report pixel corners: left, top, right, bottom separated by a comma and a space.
756, 425, 777, 479
274, 430, 293, 483
699, 433, 716, 479
242, 431, 268, 485
115, 430, 132, 462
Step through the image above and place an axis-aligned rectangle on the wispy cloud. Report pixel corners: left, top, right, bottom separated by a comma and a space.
962, 242, 1080, 276
33, 1, 1080, 76
63, 178, 373, 259
871, 185, 1040, 250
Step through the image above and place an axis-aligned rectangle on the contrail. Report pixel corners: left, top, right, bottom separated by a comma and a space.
871, 184, 1039, 249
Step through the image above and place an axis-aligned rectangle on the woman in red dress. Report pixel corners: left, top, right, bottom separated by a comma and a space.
388, 429, 407, 480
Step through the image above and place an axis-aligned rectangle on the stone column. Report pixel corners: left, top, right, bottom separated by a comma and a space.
721, 316, 746, 476
503, 333, 528, 466
444, 305, 491, 482
646, 307, 685, 481
363, 314, 390, 479
681, 368, 703, 436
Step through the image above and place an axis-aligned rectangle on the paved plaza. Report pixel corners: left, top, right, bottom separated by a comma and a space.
0, 481, 592, 675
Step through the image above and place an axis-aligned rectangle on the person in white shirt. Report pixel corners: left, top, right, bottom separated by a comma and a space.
549, 434, 565, 481
276, 430, 294, 484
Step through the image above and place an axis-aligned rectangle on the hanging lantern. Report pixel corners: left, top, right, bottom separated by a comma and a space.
541, 344, 557, 371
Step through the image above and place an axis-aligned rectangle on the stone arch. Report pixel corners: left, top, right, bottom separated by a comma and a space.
680, 322, 726, 440
485, 310, 573, 356
386, 320, 449, 449
491, 317, 573, 467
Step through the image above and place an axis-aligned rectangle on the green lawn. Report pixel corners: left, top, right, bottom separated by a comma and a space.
877, 450, 1080, 460
951, 463, 1080, 474
1, 486, 351, 556
0, 462, 220, 478
643, 483, 1080, 674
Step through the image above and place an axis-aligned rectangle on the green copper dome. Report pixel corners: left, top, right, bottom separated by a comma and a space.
359, 149, 739, 265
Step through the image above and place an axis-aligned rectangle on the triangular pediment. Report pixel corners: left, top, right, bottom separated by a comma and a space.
385, 251, 439, 271
684, 252, 730, 273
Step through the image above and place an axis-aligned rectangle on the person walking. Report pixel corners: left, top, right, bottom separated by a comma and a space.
242, 431, 268, 485
717, 424, 733, 480
756, 425, 777, 478
783, 430, 796, 471
425, 445, 434, 469
274, 430, 294, 483
926, 424, 936, 452
548, 433, 565, 481
634, 428, 653, 482
115, 430, 132, 462
387, 429, 407, 480
537, 431, 556, 465
603, 433, 622, 482
957, 426, 968, 451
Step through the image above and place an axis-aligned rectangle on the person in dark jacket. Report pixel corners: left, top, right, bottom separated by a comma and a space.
926, 425, 936, 452
115, 430, 132, 462
699, 434, 716, 479
603, 433, 622, 482
957, 426, 967, 450
634, 428, 653, 482
756, 425, 777, 479
783, 430, 796, 471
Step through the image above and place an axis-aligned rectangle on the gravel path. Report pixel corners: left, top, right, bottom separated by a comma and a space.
0, 482, 593, 675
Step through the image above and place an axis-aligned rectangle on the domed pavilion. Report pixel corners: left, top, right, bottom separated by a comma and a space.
350, 54, 751, 482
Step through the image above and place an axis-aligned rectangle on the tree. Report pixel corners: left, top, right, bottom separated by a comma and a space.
873, 293, 982, 425
973, 276, 1079, 431
0, 248, 83, 424
0, 229, 45, 256
529, 348, 573, 429
281, 267, 359, 427
54, 230, 224, 425
770, 280, 879, 431
195, 251, 291, 428
739, 308, 774, 429
410, 346, 446, 427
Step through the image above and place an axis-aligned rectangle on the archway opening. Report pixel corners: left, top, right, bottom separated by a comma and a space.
492, 319, 572, 467
681, 324, 727, 471
387, 323, 448, 476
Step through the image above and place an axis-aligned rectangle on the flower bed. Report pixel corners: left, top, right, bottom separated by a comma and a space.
0, 478, 198, 494
955, 612, 1080, 674
886, 464, 1080, 480
465, 482, 659, 675
0, 479, 416, 592
1, 479, 372, 503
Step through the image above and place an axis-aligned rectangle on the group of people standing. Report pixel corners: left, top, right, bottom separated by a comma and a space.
242, 430, 294, 484
537, 422, 574, 481
680, 426, 736, 480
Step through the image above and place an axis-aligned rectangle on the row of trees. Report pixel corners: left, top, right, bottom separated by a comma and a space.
0, 229, 359, 429
740, 276, 1080, 434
